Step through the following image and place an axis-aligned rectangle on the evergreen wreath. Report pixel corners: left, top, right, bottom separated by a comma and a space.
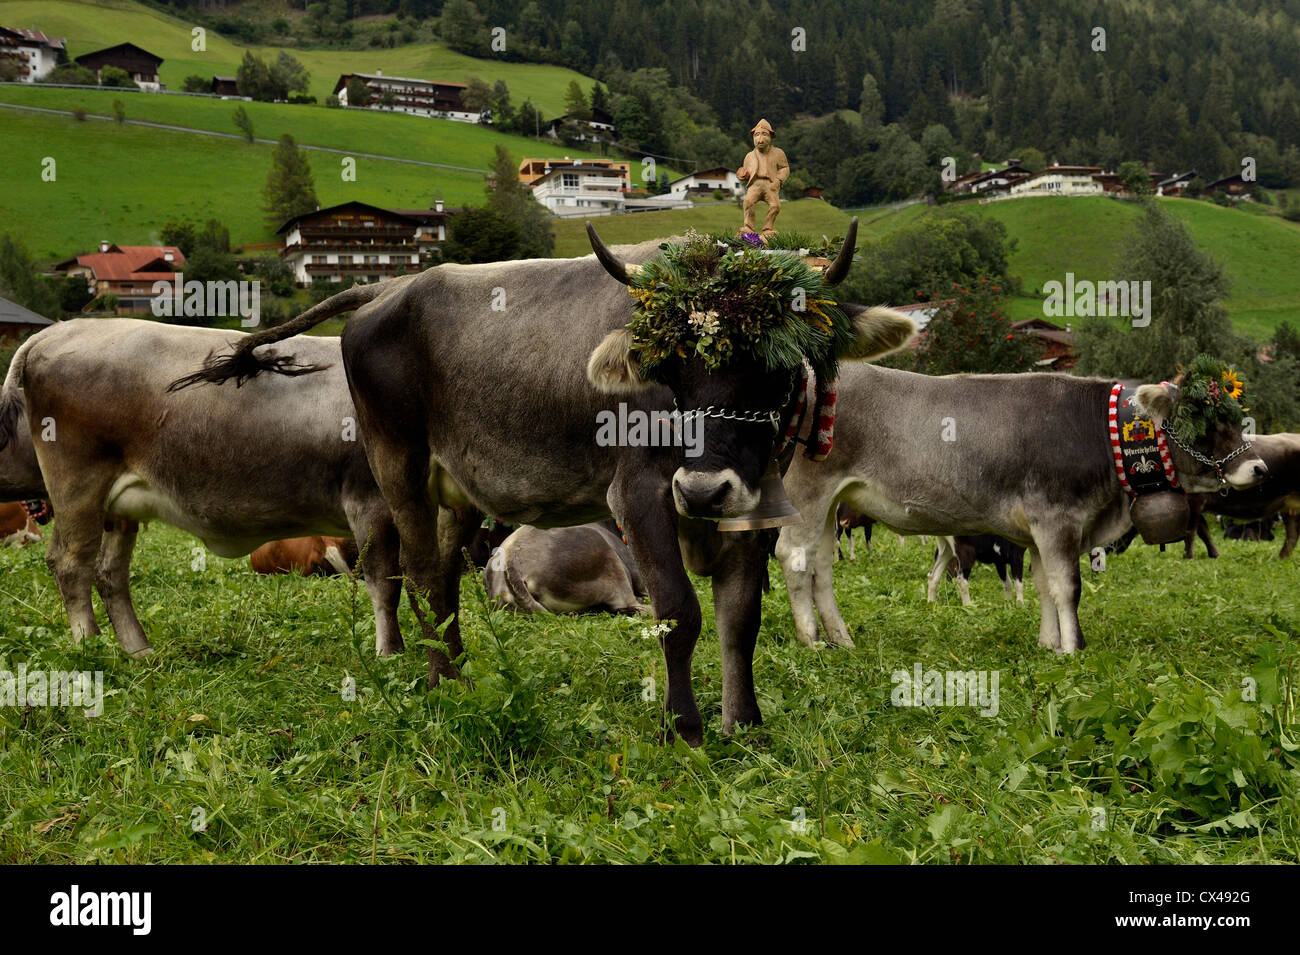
1169, 354, 1247, 443
624, 230, 853, 382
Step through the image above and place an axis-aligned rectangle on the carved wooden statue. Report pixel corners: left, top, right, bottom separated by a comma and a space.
737, 118, 790, 239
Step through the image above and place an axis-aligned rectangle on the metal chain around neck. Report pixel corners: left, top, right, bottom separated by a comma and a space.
672, 370, 801, 434
1161, 424, 1254, 484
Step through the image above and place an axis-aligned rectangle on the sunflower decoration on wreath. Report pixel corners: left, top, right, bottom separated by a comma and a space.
1169, 354, 1248, 443
623, 230, 853, 384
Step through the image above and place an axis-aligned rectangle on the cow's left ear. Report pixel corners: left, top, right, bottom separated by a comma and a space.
1135, 383, 1176, 425
588, 329, 653, 393
839, 305, 916, 361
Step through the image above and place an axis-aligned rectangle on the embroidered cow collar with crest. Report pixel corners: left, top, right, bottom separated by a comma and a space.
1107, 382, 1181, 497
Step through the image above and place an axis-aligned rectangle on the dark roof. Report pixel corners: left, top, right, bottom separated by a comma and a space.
276, 200, 434, 235
0, 295, 54, 327
75, 42, 163, 69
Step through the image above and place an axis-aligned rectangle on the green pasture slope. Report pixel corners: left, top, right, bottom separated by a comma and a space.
853, 197, 1300, 339
0, 110, 486, 257
0, 0, 595, 117
551, 200, 854, 256
1, 524, 1296, 863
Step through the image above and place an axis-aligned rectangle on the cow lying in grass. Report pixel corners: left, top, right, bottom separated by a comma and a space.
484, 521, 648, 615
0, 501, 41, 547
1181, 433, 1300, 560
250, 536, 358, 577
775, 363, 1266, 652
0, 320, 402, 657
927, 534, 1027, 605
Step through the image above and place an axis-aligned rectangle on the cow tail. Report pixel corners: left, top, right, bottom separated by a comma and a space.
167, 282, 386, 392
503, 560, 550, 614
0, 332, 39, 453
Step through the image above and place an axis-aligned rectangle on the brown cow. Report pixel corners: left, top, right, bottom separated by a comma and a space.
1, 501, 41, 547
250, 537, 358, 576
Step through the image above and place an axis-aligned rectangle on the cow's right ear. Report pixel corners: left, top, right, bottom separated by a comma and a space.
1135, 383, 1176, 425
588, 329, 652, 393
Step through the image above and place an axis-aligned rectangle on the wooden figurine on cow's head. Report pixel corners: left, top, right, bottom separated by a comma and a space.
737, 118, 790, 240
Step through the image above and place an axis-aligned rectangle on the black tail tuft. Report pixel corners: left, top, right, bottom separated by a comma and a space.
168, 347, 330, 392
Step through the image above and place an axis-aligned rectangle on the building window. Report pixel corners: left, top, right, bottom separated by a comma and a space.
562, 173, 579, 190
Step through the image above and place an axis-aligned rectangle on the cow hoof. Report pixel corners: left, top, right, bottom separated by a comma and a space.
826, 632, 856, 649
376, 638, 405, 656
722, 710, 763, 734
127, 645, 154, 659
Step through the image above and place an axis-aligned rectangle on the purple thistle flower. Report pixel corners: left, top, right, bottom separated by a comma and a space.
739, 232, 764, 248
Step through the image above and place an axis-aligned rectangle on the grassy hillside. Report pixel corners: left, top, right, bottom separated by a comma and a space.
0, 0, 595, 117
552, 200, 853, 257
855, 197, 1300, 339
0, 110, 480, 256
0, 85, 625, 172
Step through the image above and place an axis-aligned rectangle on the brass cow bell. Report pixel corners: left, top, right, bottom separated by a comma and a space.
717, 461, 802, 532
1129, 491, 1191, 545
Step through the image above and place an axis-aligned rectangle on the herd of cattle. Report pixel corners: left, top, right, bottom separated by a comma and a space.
0, 221, 1294, 745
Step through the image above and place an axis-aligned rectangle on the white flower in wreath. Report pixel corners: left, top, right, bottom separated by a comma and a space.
688, 308, 721, 336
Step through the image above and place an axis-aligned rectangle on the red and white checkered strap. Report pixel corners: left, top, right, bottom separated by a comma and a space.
1107, 382, 1133, 497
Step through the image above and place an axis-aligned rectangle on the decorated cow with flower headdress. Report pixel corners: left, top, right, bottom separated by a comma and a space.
168, 217, 915, 744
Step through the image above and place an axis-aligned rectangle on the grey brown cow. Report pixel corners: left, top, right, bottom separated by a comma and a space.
0, 319, 402, 657
484, 521, 648, 614
775, 364, 1266, 652
171, 223, 914, 743
1181, 432, 1300, 559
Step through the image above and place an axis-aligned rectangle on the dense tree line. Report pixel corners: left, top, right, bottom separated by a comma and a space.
149, 1, 1300, 205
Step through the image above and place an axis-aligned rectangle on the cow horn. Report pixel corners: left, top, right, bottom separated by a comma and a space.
587, 222, 634, 284
822, 217, 859, 286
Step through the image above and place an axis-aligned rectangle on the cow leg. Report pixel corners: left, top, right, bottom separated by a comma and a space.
848, 530, 856, 561
927, 538, 954, 602
1198, 516, 1219, 559
999, 563, 1013, 600
1029, 546, 1061, 650
811, 516, 854, 647
1031, 531, 1084, 654
45, 511, 104, 643
94, 520, 151, 657
1011, 550, 1026, 603
711, 535, 765, 731
612, 479, 703, 745
775, 496, 835, 648
348, 507, 404, 655
1281, 512, 1298, 559
435, 505, 479, 657
956, 570, 972, 606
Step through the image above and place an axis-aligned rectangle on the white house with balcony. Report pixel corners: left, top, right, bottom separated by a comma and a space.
0, 26, 65, 82
530, 163, 629, 216
666, 167, 743, 199
1007, 165, 1104, 198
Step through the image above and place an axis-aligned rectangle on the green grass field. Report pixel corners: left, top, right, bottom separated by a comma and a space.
853, 197, 1300, 338
0, 110, 490, 257
1, 522, 1296, 863
0, 0, 595, 117
552, 200, 853, 256
0, 85, 621, 172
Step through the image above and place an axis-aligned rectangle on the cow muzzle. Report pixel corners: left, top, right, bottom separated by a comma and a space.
672, 467, 759, 520
1224, 452, 1268, 490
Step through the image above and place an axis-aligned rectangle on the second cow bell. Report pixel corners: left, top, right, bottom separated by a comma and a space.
717, 461, 802, 531
1129, 491, 1190, 545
